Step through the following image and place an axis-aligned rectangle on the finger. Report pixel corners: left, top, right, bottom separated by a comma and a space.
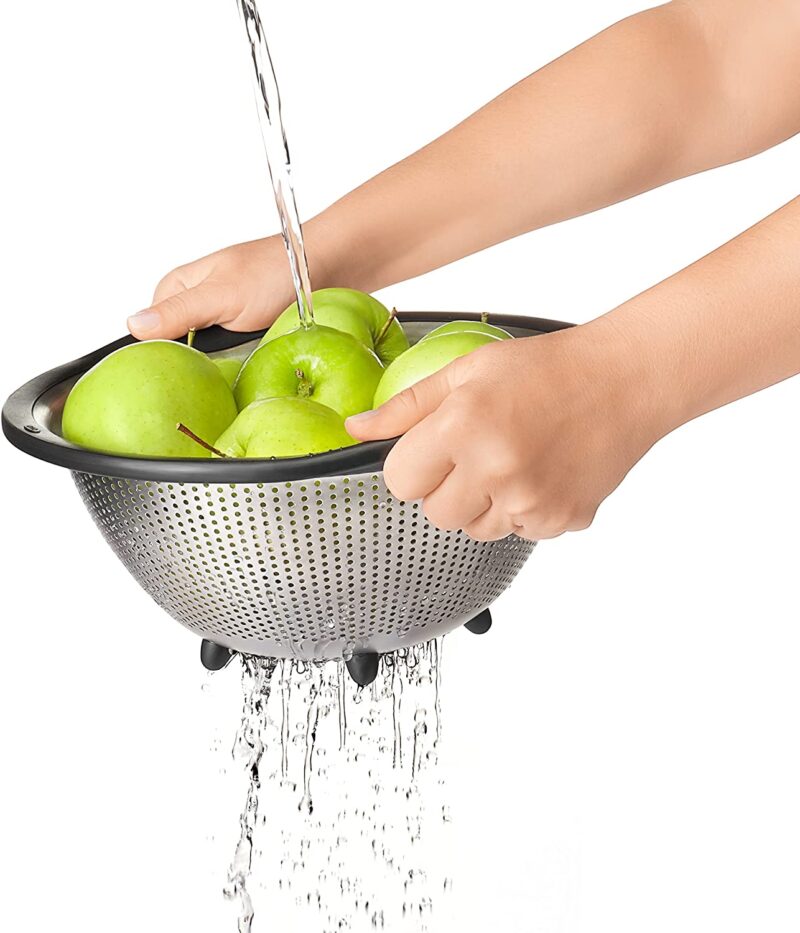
152, 271, 187, 305
514, 502, 595, 542
421, 467, 491, 531
381, 411, 456, 502
127, 281, 236, 340
152, 252, 219, 304
345, 364, 458, 441
516, 517, 568, 542
463, 506, 517, 542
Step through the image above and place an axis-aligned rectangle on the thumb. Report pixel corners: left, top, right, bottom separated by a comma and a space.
127, 281, 235, 340
346, 365, 456, 441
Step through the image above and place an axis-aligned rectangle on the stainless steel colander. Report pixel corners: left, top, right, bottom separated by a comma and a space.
3, 313, 571, 683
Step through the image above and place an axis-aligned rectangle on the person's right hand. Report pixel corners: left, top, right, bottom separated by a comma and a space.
127, 236, 302, 340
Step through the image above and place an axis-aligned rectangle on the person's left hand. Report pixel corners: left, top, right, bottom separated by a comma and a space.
345, 321, 663, 541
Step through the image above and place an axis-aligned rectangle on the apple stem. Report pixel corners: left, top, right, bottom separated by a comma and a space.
176, 422, 229, 458
375, 307, 398, 346
295, 369, 313, 399
480, 312, 490, 324
187, 328, 197, 349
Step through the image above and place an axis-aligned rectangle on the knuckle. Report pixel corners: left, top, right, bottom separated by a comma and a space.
520, 523, 556, 542
386, 385, 423, 419
446, 354, 478, 384
447, 382, 482, 413
436, 386, 479, 437
162, 292, 191, 327
507, 491, 538, 518
527, 511, 572, 540
433, 403, 463, 439
398, 384, 422, 411
512, 502, 570, 540
464, 510, 510, 542
484, 438, 529, 484
153, 271, 182, 303
488, 450, 522, 483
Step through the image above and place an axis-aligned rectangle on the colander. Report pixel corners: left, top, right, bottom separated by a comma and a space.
3, 313, 571, 684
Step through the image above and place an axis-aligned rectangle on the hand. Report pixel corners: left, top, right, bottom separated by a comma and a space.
346, 322, 662, 541
128, 235, 312, 340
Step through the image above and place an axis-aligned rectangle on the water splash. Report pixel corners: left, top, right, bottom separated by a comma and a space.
217, 641, 452, 932
235, 0, 315, 328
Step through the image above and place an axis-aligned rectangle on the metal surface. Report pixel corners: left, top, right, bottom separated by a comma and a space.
74, 470, 535, 660
4, 313, 569, 662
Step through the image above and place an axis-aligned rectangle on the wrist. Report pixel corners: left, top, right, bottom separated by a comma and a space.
306, 186, 422, 295
580, 310, 680, 452
304, 208, 381, 294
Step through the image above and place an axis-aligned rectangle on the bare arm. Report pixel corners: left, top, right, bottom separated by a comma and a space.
322, 0, 800, 294
130, 0, 800, 338
607, 195, 800, 431
348, 196, 800, 540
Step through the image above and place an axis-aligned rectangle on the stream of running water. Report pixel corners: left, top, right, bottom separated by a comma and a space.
235, 0, 315, 329
217, 642, 451, 932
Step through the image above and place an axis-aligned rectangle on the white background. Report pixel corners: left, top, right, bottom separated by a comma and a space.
2, 1, 800, 930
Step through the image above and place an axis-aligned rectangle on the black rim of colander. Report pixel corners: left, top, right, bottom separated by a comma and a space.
2, 312, 573, 482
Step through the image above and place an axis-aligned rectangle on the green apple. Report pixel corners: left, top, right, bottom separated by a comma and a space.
421, 317, 512, 342
213, 357, 243, 389
213, 397, 356, 458
259, 288, 409, 365
62, 340, 238, 457
235, 324, 383, 419
373, 331, 497, 407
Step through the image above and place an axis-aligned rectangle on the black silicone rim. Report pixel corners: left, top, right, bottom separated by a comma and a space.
2, 312, 573, 482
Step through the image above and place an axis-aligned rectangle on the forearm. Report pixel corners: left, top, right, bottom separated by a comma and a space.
311, 0, 800, 293
347, 194, 800, 541
597, 195, 800, 440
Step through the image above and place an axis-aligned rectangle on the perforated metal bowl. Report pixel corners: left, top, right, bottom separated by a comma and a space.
3, 314, 571, 680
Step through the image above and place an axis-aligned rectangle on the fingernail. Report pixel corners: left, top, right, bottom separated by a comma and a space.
127, 309, 160, 334
346, 410, 377, 429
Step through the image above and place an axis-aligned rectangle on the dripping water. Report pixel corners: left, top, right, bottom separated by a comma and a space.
223, 657, 279, 933
338, 660, 348, 751
392, 658, 403, 769
280, 662, 290, 780
299, 668, 321, 814
215, 641, 451, 932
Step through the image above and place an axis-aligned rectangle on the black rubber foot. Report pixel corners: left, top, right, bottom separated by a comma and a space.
200, 639, 232, 671
345, 652, 381, 686
464, 609, 492, 636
